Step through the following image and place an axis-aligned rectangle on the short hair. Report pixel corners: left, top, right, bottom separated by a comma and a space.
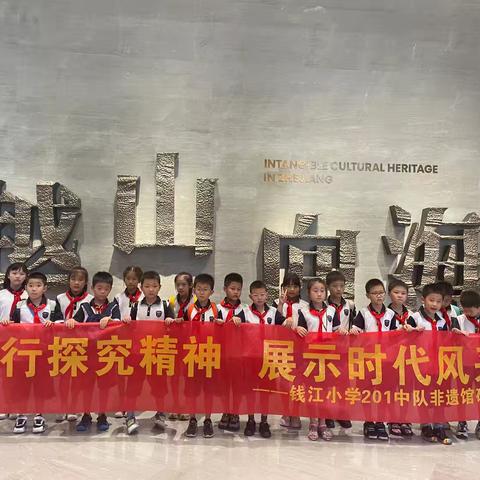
3, 262, 28, 289
123, 266, 143, 281
141, 271, 161, 285
194, 273, 214, 290
27, 271, 47, 286
388, 278, 409, 293
326, 270, 345, 286
224, 272, 243, 287
281, 272, 301, 288
436, 280, 454, 297
92, 271, 113, 287
69, 266, 89, 282
422, 283, 444, 299
307, 278, 327, 291
365, 278, 385, 294
460, 290, 480, 309
174, 272, 193, 285
250, 280, 267, 292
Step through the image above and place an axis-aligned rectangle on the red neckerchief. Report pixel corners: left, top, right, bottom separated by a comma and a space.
127, 288, 142, 307
93, 300, 109, 315
8, 287, 24, 318
192, 302, 211, 322
309, 304, 328, 332
328, 298, 344, 319
64, 290, 89, 319
27, 299, 47, 324
421, 308, 438, 330
390, 304, 409, 326
250, 304, 268, 324
440, 307, 452, 329
285, 298, 299, 318
368, 304, 386, 331
177, 295, 191, 318
220, 299, 239, 322
466, 315, 480, 333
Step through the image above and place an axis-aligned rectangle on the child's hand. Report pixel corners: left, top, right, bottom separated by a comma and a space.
284, 317, 294, 329
0, 318, 12, 326
337, 327, 349, 336
65, 318, 77, 329
215, 318, 225, 325
452, 327, 469, 336
121, 316, 132, 324
295, 326, 308, 337
232, 316, 242, 326
349, 326, 362, 336
404, 324, 415, 332
416, 326, 425, 332
99, 316, 111, 329
43, 320, 53, 327
165, 317, 175, 325
278, 288, 288, 306
175, 317, 184, 323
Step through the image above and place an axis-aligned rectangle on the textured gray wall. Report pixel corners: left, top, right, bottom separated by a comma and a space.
0, 0, 479, 305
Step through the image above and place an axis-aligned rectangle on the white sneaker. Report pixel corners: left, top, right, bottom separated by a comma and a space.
154, 412, 166, 428
0, 413, 7, 420
55, 414, 66, 422
32, 415, 46, 434
13, 416, 27, 434
114, 411, 125, 418
67, 414, 78, 422
280, 415, 291, 428
126, 416, 139, 435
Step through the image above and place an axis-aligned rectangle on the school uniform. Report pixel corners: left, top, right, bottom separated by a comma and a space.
353, 304, 398, 332
456, 313, 480, 333
217, 299, 246, 323
387, 303, 415, 329
184, 300, 218, 322
327, 296, 356, 330
130, 297, 174, 320
0, 287, 28, 321
169, 294, 196, 318
408, 307, 450, 331
298, 302, 340, 332
438, 305, 460, 330
272, 298, 309, 328
52, 291, 94, 321
115, 288, 144, 319
244, 304, 284, 325
73, 298, 121, 323
12, 297, 56, 324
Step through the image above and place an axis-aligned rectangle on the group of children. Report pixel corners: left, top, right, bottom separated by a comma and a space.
0, 261, 479, 445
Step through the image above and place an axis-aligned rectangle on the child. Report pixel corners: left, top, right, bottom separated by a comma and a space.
115, 266, 144, 320
296, 278, 343, 441
72, 271, 121, 432
0, 262, 28, 421
8, 272, 56, 434
122, 271, 175, 434
451, 289, 480, 440
217, 272, 246, 432
436, 280, 461, 329
273, 272, 308, 430
408, 283, 452, 445
244, 280, 285, 438
183, 273, 223, 438
325, 269, 355, 429
350, 278, 398, 441
386, 278, 415, 437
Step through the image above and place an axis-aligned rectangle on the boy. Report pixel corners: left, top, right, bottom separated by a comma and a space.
183, 273, 223, 438
244, 280, 285, 438
451, 289, 480, 440
408, 283, 452, 445
123, 271, 175, 434
326, 270, 356, 429
72, 271, 121, 432
217, 272, 246, 432
436, 281, 461, 329
350, 278, 398, 441
9, 272, 56, 434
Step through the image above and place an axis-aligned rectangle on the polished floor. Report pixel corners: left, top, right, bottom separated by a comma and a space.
0, 414, 478, 480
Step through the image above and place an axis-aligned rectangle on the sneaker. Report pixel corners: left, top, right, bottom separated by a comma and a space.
421, 425, 437, 442
9, 414, 18, 420
376, 422, 389, 441
475, 422, 480, 440
388, 423, 402, 436
67, 414, 78, 422
203, 418, 214, 438
0, 413, 7, 420
259, 421, 271, 438
114, 411, 125, 419
400, 423, 413, 436
244, 419, 256, 436
338, 420, 352, 429
97, 414, 110, 432
32, 415, 46, 434
279, 415, 291, 428
55, 414, 66, 423
178, 414, 189, 421
153, 412, 166, 429
363, 421, 377, 439
290, 416, 301, 429
434, 427, 452, 445
456, 421, 468, 440
13, 416, 27, 434
168, 413, 178, 420
76, 414, 92, 432
185, 418, 198, 437
325, 419, 335, 429
228, 414, 240, 432
126, 416, 139, 435
218, 413, 230, 429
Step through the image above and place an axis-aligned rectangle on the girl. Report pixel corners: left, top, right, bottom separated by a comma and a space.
115, 266, 144, 320
273, 272, 308, 429
0, 262, 28, 420
296, 278, 346, 441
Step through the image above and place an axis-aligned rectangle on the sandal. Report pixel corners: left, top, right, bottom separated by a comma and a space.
400, 423, 413, 436
308, 422, 319, 441
318, 424, 333, 441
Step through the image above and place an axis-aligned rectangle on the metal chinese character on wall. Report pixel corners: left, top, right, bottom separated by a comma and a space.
114, 153, 218, 256
262, 214, 359, 300
382, 205, 480, 307
0, 180, 82, 285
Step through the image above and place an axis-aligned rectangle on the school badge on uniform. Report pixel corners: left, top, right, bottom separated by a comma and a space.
42, 311, 49, 319
156, 311, 162, 318
327, 315, 333, 322
384, 319, 390, 327
344, 309, 349, 316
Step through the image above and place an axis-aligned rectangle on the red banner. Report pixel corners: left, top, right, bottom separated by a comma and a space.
1, 322, 480, 422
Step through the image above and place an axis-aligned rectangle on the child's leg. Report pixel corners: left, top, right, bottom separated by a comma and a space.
245, 414, 256, 436
125, 411, 139, 435
308, 417, 319, 441
318, 418, 333, 441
